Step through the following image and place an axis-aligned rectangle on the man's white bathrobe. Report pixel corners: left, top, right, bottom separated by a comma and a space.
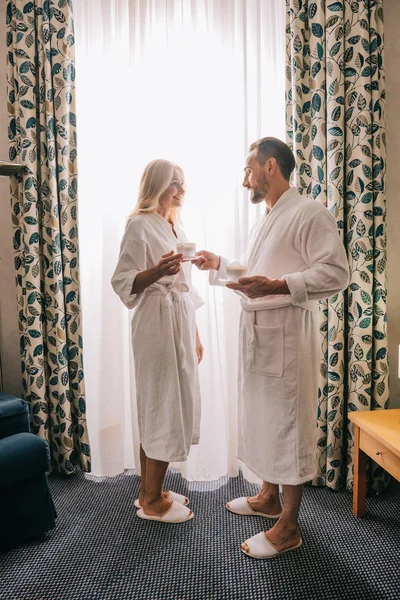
211, 187, 349, 485
111, 213, 203, 463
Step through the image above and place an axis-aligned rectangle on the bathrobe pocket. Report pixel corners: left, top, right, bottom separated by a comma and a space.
248, 324, 284, 378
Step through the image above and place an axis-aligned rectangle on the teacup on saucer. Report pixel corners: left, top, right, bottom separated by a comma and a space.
226, 262, 248, 282
177, 242, 196, 259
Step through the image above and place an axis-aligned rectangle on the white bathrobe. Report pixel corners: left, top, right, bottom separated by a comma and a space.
111, 213, 203, 462
211, 187, 349, 485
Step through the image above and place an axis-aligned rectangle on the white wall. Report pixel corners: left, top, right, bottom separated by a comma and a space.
0, 0, 21, 397
0, 0, 399, 405
385, 0, 400, 408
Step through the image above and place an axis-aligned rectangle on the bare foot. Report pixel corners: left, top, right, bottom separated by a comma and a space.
247, 492, 282, 517
241, 520, 301, 554
142, 496, 172, 517
138, 490, 174, 506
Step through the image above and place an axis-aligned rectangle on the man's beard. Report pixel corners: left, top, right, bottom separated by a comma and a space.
250, 189, 266, 204
249, 174, 268, 204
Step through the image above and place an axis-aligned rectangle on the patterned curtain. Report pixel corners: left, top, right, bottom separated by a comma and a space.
286, 0, 389, 492
6, 0, 91, 474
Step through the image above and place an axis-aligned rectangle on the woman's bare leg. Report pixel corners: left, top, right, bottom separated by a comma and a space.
138, 444, 147, 506
142, 457, 171, 516
139, 445, 183, 508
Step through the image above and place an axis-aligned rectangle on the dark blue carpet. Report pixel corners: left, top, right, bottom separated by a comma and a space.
0, 470, 399, 600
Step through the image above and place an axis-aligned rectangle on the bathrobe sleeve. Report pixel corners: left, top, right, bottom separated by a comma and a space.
111, 219, 148, 309
209, 256, 230, 286
188, 264, 205, 310
209, 227, 250, 291
283, 207, 350, 305
189, 284, 205, 310
209, 256, 249, 301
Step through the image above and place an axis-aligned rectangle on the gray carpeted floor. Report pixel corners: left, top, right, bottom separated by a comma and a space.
0, 470, 399, 600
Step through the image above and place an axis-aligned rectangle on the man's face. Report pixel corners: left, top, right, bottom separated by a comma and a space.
242, 152, 269, 204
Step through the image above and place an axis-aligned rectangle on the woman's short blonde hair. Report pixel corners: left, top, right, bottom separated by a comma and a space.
131, 159, 184, 223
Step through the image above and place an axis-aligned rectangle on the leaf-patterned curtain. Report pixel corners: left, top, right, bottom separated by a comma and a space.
6, 0, 91, 474
285, 0, 389, 492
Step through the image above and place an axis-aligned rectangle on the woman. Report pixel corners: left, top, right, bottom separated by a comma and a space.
111, 159, 205, 523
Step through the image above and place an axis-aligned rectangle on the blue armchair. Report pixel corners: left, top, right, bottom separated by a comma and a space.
0, 393, 56, 552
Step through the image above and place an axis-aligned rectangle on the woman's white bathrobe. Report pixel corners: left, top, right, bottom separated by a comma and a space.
111, 213, 203, 462
211, 187, 349, 485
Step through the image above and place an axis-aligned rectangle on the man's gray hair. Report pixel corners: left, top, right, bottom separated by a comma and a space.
249, 137, 296, 181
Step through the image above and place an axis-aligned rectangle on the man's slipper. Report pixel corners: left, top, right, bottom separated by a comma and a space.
134, 491, 189, 509
136, 500, 194, 523
241, 532, 302, 559
226, 497, 282, 518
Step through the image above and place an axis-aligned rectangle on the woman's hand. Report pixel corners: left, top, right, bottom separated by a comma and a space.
156, 251, 183, 277
131, 251, 183, 295
194, 250, 220, 271
196, 328, 204, 364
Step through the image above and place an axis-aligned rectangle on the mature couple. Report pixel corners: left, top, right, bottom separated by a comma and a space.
111, 137, 349, 559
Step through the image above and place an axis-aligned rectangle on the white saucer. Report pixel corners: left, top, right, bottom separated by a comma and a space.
219, 278, 236, 284
181, 256, 204, 263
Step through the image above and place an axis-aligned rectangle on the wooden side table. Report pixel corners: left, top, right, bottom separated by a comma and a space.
349, 409, 400, 517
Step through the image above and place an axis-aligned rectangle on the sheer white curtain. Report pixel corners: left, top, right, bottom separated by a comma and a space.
74, 0, 285, 479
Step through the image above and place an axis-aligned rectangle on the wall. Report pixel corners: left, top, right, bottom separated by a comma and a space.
0, 0, 399, 405
384, 0, 400, 408
0, 0, 21, 397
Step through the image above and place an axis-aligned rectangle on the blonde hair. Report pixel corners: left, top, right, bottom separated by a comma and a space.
130, 159, 184, 223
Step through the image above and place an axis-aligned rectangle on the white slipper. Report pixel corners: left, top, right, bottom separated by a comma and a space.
136, 500, 194, 523
241, 531, 302, 559
226, 497, 282, 519
134, 490, 189, 509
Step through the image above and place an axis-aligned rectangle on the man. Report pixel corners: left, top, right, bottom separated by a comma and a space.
196, 137, 349, 559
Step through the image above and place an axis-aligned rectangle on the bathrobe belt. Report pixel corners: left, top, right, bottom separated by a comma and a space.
241, 296, 318, 345
240, 296, 318, 313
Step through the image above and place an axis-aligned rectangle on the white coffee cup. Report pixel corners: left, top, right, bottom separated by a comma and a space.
177, 242, 196, 258
226, 262, 248, 282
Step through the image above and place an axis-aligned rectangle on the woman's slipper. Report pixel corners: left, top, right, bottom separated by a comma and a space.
136, 500, 194, 523
226, 497, 282, 518
134, 490, 189, 509
241, 532, 302, 559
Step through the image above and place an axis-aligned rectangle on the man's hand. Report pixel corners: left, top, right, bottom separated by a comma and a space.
194, 250, 220, 271
226, 276, 289, 298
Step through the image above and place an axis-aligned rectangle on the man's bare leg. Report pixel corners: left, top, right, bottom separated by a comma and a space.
243, 484, 303, 553
247, 480, 282, 516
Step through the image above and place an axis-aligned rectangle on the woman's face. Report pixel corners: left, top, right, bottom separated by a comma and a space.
159, 168, 185, 210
